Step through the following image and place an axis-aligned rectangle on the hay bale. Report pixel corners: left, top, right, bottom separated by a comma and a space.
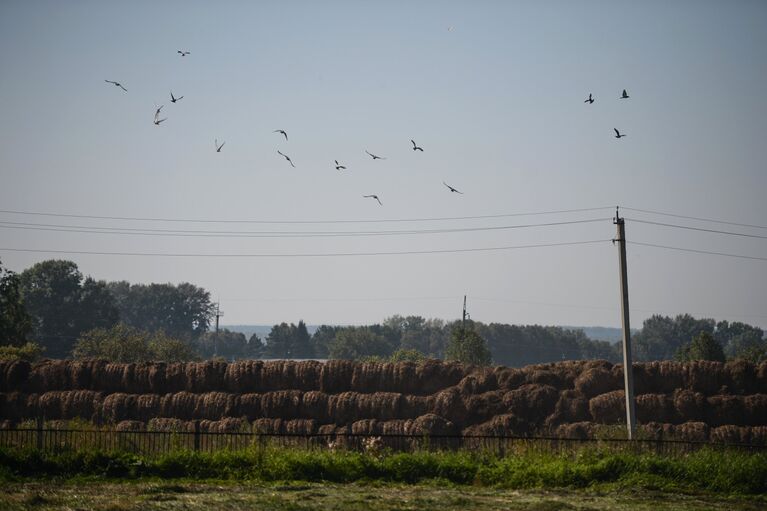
27, 360, 70, 392
456, 369, 498, 395
35, 390, 102, 421
283, 418, 317, 435
260, 390, 302, 419
673, 421, 710, 442
526, 369, 564, 390
462, 391, 505, 425
160, 391, 199, 420
415, 360, 466, 395
115, 420, 144, 431
687, 361, 726, 395
463, 414, 530, 437
238, 393, 262, 421
546, 392, 590, 426
351, 419, 380, 435
589, 390, 625, 424
502, 384, 559, 425
1, 360, 30, 391
744, 394, 767, 426
134, 394, 162, 422
196, 392, 236, 419
317, 424, 336, 436
357, 392, 404, 420
431, 388, 467, 426
631, 361, 686, 395
725, 360, 758, 395
493, 367, 525, 391
200, 417, 247, 433
224, 360, 264, 393
185, 361, 227, 392
402, 395, 431, 419
147, 417, 193, 432
706, 395, 745, 427
320, 360, 355, 394
750, 426, 767, 445
672, 389, 706, 423
639, 421, 675, 441
294, 361, 323, 391
710, 425, 749, 445
408, 414, 456, 436
301, 391, 329, 422
574, 368, 621, 398
554, 422, 598, 440
636, 394, 674, 424
102, 393, 138, 422
253, 418, 282, 434
380, 419, 410, 436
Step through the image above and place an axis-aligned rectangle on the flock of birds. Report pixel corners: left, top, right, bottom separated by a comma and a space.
105, 51, 631, 207
584, 89, 632, 139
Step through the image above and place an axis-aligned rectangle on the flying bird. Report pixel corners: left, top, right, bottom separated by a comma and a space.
274, 129, 288, 141
277, 150, 295, 167
584, 93, 594, 104
614, 128, 626, 139
411, 140, 424, 152
215, 139, 225, 152
365, 150, 386, 160
154, 105, 164, 119
620, 89, 629, 99
153, 117, 167, 125
363, 194, 383, 206
334, 160, 346, 170
104, 80, 127, 92
178, 50, 190, 57
443, 182, 463, 194
170, 91, 183, 103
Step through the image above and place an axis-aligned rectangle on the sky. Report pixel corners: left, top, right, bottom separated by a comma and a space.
1, 0, 766, 330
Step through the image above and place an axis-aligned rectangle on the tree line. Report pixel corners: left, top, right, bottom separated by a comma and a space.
1, 259, 765, 365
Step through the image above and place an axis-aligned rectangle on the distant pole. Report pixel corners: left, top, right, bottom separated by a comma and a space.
214, 302, 224, 358
614, 207, 637, 439
462, 295, 467, 333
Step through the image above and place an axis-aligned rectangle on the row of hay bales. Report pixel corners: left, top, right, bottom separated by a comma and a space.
2, 387, 765, 429
2, 359, 766, 396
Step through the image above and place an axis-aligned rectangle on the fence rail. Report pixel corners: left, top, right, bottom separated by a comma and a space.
1, 425, 764, 456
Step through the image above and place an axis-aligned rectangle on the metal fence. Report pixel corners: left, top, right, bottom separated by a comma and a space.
1, 424, 764, 457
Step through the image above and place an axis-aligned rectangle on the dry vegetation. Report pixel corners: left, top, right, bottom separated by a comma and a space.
1, 359, 766, 442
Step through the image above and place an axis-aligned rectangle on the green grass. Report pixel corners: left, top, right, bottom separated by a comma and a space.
1, 444, 766, 496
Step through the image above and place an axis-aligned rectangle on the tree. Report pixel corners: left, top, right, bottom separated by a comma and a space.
389, 348, 427, 362
106, 281, 214, 341
311, 325, 341, 358
445, 327, 492, 366
714, 320, 764, 358
675, 331, 726, 363
19, 260, 119, 358
328, 327, 395, 360
0, 259, 32, 346
73, 323, 198, 363
633, 314, 715, 361
197, 328, 261, 360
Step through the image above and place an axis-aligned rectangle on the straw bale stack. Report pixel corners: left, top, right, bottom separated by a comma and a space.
588, 390, 625, 424
574, 367, 621, 398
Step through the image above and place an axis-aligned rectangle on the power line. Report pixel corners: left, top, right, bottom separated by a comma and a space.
630, 241, 767, 262
0, 239, 610, 258
622, 206, 767, 231
0, 218, 610, 239
627, 218, 767, 240
0, 206, 614, 225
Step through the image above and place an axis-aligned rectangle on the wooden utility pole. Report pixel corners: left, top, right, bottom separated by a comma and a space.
614, 208, 637, 439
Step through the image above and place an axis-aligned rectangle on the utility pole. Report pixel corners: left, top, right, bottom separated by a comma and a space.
462, 295, 468, 333
214, 302, 224, 358
613, 207, 637, 439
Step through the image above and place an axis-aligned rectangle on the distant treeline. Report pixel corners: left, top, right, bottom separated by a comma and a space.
1, 259, 765, 365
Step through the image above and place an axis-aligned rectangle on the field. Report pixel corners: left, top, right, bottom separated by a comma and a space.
3, 481, 766, 511
1, 445, 766, 510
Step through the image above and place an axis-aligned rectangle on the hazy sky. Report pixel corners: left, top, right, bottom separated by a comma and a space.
1, 1, 766, 329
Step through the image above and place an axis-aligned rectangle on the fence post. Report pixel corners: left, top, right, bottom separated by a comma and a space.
193, 421, 200, 451
36, 416, 44, 450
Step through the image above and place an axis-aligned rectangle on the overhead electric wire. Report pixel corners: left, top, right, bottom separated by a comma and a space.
0, 206, 614, 225
622, 206, 767, 231
626, 218, 767, 240
629, 241, 767, 262
0, 239, 610, 258
0, 218, 610, 239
